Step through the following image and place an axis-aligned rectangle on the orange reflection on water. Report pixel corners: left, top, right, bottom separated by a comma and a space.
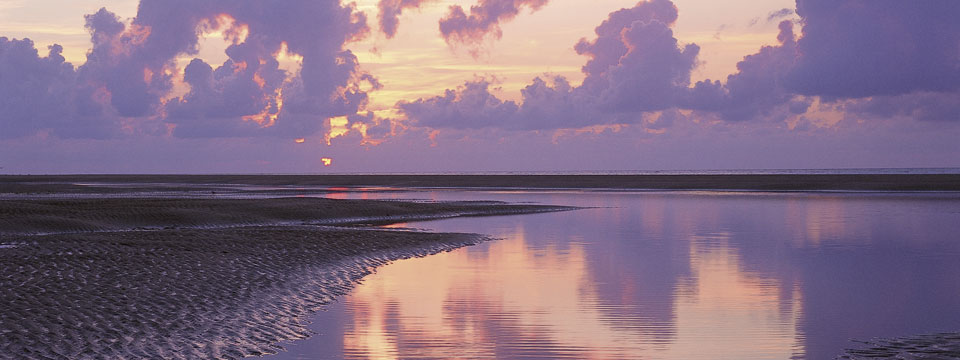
340, 225, 642, 359
333, 203, 802, 359
325, 189, 348, 200
667, 232, 804, 359
785, 195, 850, 247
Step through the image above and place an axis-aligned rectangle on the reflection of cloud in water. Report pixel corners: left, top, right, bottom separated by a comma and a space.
337, 204, 803, 359
668, 232, 803, 359
277, 191, 960, 359
341, 224, 656, 358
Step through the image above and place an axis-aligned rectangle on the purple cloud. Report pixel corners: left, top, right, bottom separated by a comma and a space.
786, 0, 960, 98
574, 0, 678, 93
0, 37, 120, 139
403, 0, 700, 129
685, 20, 800, 121
399, 80, 520, 129
845, 92, 960, 123
439, 0, 549, 47
766, 8, 794, 23
2, 0, 958, 146
405, 0, 960, 131
0, 0, 376, 140
378, 0, 434, 38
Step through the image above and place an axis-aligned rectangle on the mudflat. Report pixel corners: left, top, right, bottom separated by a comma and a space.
0, 194, 570, 359
0, 197, 570, 235
3, 173, 959, 191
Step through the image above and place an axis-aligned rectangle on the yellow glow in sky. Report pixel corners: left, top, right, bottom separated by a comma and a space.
1, 0, 794, 112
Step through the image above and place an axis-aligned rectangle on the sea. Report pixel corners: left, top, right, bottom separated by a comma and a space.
266, 185, 960, 359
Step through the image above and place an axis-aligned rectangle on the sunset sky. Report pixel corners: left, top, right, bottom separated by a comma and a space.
1, 0, 957, 173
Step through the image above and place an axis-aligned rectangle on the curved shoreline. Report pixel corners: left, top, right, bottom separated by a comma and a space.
0, 198, 570, 359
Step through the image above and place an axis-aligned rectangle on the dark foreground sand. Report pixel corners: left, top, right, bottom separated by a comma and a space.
0, 197, 571, 359
840, 333, 960, 359
0, 197, 571, 235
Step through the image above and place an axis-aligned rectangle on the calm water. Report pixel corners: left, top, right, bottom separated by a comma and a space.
272, 190, 960, 359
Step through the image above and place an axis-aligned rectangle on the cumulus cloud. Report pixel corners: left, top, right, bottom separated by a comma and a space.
403, 0, 960, 132
685, 20, 800, 121
439, 0, 549, 48
403, 0, 700, 130
0, 37, 119, 139
573, 0, 678, 91
1, 0, 376, 140
0, 38, 70, 139
786, 0, 960, 98
378, 0, 434, 38
399, 80, 520, 129
595, 18, 699, 112
3, 0, 958, 143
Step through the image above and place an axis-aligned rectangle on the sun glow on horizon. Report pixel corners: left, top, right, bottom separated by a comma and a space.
325, 116, 351, 145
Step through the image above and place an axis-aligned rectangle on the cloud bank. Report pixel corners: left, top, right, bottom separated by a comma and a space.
2, 0, 374, 140
1, 0, 957, 149
402, 0, 959, 131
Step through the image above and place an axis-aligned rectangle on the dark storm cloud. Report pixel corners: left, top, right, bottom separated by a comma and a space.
439, 0, 549, 47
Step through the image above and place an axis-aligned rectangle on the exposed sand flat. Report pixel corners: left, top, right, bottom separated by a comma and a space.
841, 333, 960, 359
0, 197, 570, 359
3, 173, 960, 191
0, 197, 570, 235
1, 226, 491, 359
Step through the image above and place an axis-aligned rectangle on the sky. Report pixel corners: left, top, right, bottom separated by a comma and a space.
0, 0, 957, 173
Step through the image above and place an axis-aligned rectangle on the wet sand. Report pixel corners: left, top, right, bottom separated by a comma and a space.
841, 333, 960, 359
3, 173, 960, 191
0, 197, 570, 235
0, 196, 570, 359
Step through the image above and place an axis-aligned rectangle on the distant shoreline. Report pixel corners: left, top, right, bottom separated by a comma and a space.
2, 174, 960, 192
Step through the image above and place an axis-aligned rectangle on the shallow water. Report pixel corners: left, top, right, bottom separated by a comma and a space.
267, 190, 960, 359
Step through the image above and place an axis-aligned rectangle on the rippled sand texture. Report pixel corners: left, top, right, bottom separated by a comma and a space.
0, 198, 569, 235
0, 226, 492, 359
0, 196, 569, 359
840, 333, 960, 359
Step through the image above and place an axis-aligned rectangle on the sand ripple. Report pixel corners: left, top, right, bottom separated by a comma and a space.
0, 226, 491, 359
840, 333, 960, 359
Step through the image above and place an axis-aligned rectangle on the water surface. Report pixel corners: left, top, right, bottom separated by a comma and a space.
270, 190, 960, 359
